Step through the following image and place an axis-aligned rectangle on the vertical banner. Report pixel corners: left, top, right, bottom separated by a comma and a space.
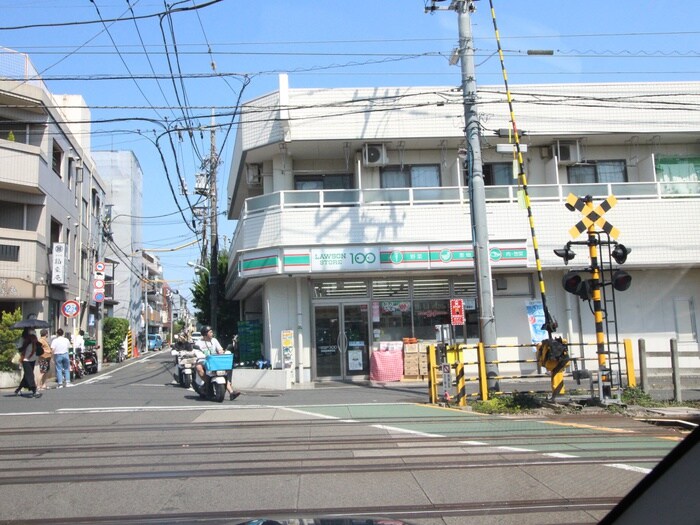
526, 300, 547, 344
51, 243, 66, 285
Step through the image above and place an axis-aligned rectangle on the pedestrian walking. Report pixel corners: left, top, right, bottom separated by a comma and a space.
14, 329, 40, 398
37, 329, 53, 390
51, 328, 73, 388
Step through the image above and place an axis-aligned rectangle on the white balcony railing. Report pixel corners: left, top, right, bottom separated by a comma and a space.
242, 181, 699, 217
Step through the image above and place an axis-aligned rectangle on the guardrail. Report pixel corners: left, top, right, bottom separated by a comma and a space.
427, 339, 637, 406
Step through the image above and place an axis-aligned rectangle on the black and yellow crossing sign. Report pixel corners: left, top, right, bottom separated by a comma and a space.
565, 193, 620, 239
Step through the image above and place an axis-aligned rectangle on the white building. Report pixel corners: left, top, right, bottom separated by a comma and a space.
225, 77, 700, 385
94, 151, 144, 341
0, 49, 106, 339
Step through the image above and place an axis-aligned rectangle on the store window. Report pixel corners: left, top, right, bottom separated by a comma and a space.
413, 299, 450, 340
313, 280, 367, 299
380, 164, 440, 188
412, 278, 450, 297
372, 279, 409, 298
295, 174, 352, 190
375, 300, 413, 341
568, 160, 627, 184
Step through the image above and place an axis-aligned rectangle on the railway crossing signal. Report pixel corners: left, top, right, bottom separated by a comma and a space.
554, 193, 632, 403
565, 193, 620, 240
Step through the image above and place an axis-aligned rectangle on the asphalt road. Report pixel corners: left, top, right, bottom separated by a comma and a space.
0, 351, 689, 524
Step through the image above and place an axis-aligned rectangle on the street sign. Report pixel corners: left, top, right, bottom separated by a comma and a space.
93, 291, 105, 303
450, 298, 465, 326
61, 300, 80, 318
94, 261, 106, 272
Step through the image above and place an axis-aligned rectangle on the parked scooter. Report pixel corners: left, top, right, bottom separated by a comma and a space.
191, 352, 233, 403
70, 351, 85, 381
81, 347, 99, 374
171, 342, 198, 389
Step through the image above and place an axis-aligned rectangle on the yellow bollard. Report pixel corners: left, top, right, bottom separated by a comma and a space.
477, 342, 488, 401
624, 338, 636, 388
428, 344, 438, 404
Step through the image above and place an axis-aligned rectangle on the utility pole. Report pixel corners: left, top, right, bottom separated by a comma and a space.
428, 0, 499, 389
209, 110, 219, 335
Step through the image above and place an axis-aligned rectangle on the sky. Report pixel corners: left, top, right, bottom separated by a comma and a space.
1, 0, 699, 307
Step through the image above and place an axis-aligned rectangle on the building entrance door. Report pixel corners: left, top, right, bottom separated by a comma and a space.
314, 303, 370, 380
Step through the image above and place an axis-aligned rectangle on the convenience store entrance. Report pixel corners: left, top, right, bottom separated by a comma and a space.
313, 303, 370, 380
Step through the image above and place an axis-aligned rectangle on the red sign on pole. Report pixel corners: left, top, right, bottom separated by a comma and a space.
450, 298, 465, 326
61, 300, 80, 318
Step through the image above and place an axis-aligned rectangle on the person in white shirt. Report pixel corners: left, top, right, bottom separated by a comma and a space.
194, 326, 240, 401
73, 329, 85, 358
50, 328, 72, 388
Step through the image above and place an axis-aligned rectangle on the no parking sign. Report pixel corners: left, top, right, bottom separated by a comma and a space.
61, 300, 80, 318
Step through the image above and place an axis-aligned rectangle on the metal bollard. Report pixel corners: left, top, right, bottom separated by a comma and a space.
638, 338, 648, 392
670, 338, 682, 403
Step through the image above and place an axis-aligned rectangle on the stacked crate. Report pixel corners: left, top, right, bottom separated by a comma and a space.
418, 343, 430, 377
403, 342, 420, 378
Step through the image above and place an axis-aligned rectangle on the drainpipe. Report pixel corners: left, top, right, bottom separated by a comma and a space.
296, 277, 304, 383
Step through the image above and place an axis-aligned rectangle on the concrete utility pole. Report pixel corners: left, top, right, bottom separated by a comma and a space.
428, 0, 499, 388
209, 111, 219, 335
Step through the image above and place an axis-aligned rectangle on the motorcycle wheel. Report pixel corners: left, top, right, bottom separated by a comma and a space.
213, 382, 226, 403
182, 374, 192, 389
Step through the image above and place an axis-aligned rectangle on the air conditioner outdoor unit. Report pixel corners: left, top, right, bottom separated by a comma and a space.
550, 140, 581, 165
246, 164, 262, 186
362, 143, 388, 167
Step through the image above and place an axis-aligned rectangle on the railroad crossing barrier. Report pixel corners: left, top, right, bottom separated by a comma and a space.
427, 339, 636, 405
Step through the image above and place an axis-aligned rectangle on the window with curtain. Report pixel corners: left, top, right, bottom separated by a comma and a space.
380, 165, 440, 188
568, 160, 627, 184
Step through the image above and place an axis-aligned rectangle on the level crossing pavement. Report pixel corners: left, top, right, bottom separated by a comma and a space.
0, 349, 691, 524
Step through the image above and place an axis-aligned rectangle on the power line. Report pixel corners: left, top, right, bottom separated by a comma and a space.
0, 0, 224, 31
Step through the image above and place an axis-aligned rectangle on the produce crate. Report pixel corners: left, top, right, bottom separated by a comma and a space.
205, 353, 234, 371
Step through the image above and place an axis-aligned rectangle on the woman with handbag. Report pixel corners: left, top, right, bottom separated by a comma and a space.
14, 329, 41, 398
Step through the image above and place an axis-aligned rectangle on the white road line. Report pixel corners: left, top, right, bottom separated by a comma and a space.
372, 424, 445, 438
498, 446, 534, 452
460, 440, 488, 446
277, 407, 342, 420
544, 452, 578, 458
605, 463, 652, 474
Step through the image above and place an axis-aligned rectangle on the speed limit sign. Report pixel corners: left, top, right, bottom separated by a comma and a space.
61, 300, 80, 318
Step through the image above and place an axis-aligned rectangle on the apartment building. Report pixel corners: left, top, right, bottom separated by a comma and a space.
0, 49, 106, 336
94, 150, 144, 342
225, 76, 700, 384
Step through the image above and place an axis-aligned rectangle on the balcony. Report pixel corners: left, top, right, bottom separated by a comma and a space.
228, 181, 700, 289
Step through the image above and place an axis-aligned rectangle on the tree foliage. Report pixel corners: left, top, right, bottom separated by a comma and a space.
103, 317, 129, 362
0, 308, 22, 372
190, 251, 239, 345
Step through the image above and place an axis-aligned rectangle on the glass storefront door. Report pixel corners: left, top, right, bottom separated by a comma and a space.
314, 303, 370, 379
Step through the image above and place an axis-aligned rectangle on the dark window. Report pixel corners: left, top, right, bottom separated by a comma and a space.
0, 244, 20, 262
294, 174, 352, 190
0, 202, 24, 229
482, 162, 515, 186
568, 160, 627, 184
52, 141, 63, 176
380, 165, 440, 188
50, 219, 61, 244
